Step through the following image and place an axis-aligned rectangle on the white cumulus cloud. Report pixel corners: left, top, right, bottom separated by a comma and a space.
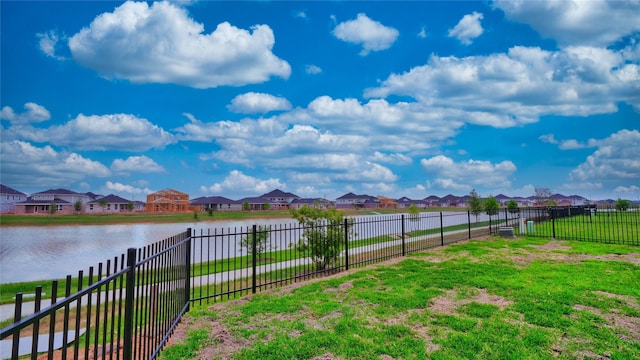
29, 113, 175, 151
365, 45, 639, 127
493, 0, 640, 47
570, 129, 640, 182
421, 155, 517, 189
0, 102, 51, 124
37, 29, 66, 60
0, 140, 110, 188
67, 1, 291, 88
227, 92, 292, 114
105, 181, 153, 195
201, 170, 285, 195
448, 12, 484, 45
614, 185, 639, 193
332, 13, 399, 56
305, 64, 322, 74
111, 155, 165, 174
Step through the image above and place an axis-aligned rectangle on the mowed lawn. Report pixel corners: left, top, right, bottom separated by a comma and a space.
163, 237, 640, 360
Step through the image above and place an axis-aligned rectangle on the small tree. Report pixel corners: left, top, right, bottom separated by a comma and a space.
98, 198, 108, 212
239, 225, 272, 260
616, 198, 631, 211
127, 201, 135, 212
243, 201, 250, 211
49, 202, 57, 216
468, 189, 483, 221
484, 195, 500, 234
74, 199, 83, 214
408, 204, 420, 232
207, 207, 214, 216
290, 205, 354, 271
506, 199, 519, 213
534, 187, 553, 206
262, 202, 270, 211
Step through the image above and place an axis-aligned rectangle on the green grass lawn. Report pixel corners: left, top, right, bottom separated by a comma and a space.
162, 237, 640, 360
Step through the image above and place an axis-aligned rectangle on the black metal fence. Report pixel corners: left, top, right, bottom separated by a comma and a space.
0, 230, 191, 360
516, 205, 639, 245
189, 211, 518, 305
2, 206, 637, 359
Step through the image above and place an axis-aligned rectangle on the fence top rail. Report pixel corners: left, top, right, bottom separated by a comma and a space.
0, 264, 128, 338
135, 232, 191, 268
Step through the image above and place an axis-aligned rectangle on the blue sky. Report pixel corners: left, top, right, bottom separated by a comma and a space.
1, 0, 639, 202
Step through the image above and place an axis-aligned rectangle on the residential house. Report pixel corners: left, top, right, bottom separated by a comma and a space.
14, 188, 93, 215
260, 189, 300, 210
495, 194, 511, 206
378, 196, 398, 209
458, 195, 470, 208
191, 196, 241, 212
512, 197, 534, 207
290, 198, 332, 210
439, 194, 461, 207
145, 188, 190, 213
0, 184, 27, 213
335, 192, 380, 209
395, 197, 425, 209
423, 195, 441, 207
86, 194, 134, 213
237, 196, 270, 211
568, 195, 589, 206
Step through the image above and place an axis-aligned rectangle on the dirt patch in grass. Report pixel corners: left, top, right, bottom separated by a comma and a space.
573, 304, 640, 342
428, 288, 512, 315
198, 320, 250, 360
529, 240, 573, 251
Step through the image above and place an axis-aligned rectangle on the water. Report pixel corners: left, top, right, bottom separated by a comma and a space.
0, 219, 296, 284
0, 212, 492, 284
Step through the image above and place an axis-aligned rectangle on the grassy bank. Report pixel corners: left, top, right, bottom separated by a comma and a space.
0, 211, 293, 227
163, 237, 640, 359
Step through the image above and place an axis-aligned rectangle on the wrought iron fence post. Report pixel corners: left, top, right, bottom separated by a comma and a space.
186, 228, 192, 312
401, 214, 406, 256
467, 211, 471, 239
12, 293, 22, 359
252, 224, 257, 294
123, 248, 137, 360
344, 218, 349, 270
551, 208, 556, 239
440, 212, 444, 246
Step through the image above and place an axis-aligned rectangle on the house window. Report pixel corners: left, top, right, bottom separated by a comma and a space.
90, 205, 94, 210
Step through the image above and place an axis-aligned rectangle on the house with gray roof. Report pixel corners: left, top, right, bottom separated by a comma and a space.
0, 184, 27, 213
86, 194, 134, 213
259, 189, 300, 209
335, 192, 380, 209
14, 188, 93, 214
191, 196, 241, 212
395, 197, 425, 208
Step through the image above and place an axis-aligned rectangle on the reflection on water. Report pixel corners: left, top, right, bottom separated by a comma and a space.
0, 219, 296, 284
